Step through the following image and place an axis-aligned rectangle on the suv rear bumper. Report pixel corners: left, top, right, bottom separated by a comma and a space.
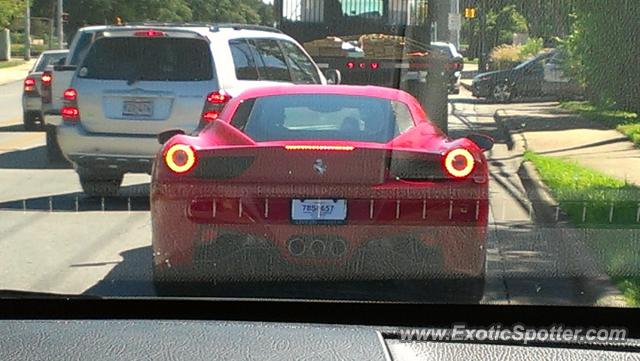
58, 123, 160, 174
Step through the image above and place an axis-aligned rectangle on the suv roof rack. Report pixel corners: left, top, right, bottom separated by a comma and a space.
209, 23, 282, 34
119, 22, 282, 34
121, 21, 215, 27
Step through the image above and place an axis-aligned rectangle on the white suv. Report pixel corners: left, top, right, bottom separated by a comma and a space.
58, 24, 329, 196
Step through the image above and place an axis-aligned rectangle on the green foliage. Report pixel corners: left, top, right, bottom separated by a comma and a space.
524, 150, 640, 305
518, 37, 543, 58
0, 0, 25, 29
0, 59, 26, 69
563, 0, 640, 113
62, 0, 274, 36
489, 38, 544, 71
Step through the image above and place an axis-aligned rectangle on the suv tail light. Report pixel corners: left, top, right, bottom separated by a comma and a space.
61, 88, 80, 124
134, 30, 166, 37
199, 90, 231, 127
41, 71, 53, 103
24, 77, 37, 93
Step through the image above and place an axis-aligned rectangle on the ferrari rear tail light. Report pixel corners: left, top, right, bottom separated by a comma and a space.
24, 77, 36, 92
165, 144, 197, 174
443, 148, 475, 179
199, 90, 231, 127
134, 30, 166, 37
41, 71, 53, 103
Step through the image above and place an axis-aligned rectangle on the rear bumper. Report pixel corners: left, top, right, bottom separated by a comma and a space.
151, 181, 489, 282
58, 123, 160, 173
22, 95, 42, 112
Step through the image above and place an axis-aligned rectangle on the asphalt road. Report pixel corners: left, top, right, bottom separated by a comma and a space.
0, 80, 617, 304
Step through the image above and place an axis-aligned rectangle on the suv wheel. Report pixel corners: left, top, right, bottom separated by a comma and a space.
78, 168, 124, 197
23, 111, 41, 131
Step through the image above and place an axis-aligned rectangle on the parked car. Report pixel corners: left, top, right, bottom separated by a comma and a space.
471, 49, 583, 102
151, 84, 492, 301
431, 42, 464, 94
21, 50, 68, 130
58, 24, 329, 197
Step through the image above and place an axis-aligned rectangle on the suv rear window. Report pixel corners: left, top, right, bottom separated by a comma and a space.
79, 37, 213, 81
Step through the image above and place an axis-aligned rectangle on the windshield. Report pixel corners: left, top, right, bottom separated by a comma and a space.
237, 94, 412, 142
1, 0, 639, 309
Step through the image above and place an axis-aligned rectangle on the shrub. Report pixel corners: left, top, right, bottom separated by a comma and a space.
489, 44, 523, 70
519, 37, 543, 58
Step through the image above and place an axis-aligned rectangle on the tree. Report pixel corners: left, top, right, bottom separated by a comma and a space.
0, 0, 25, 29
563, 0, 639, 112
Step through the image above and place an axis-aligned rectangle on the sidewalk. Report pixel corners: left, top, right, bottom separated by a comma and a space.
496, 102, 640, 185
0, 60, 36, 86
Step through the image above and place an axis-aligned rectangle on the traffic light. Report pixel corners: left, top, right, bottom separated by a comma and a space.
62, 12, 70, 23
464, 7, 477, 19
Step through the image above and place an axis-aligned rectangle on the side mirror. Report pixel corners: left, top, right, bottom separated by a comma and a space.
324, 68, 342, 85
158, 129, 185, 145
466, 133, 494, 152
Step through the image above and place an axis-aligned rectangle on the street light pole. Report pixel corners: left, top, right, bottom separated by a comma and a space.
24, 0, 31, 60
57, 0, 63, 49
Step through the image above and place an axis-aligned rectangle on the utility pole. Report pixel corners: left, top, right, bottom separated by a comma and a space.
57, 0, 64, 49
449, 0, 460, 49
49, 0, 55, 49
24, 0, 31, 60
478, 0, 487, 72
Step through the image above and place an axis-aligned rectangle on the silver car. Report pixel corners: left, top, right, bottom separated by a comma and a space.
21, 50, 68, 130
57, 24, 328, 197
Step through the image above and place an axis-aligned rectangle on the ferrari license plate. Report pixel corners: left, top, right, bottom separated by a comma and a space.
122, 100, 153, 116
291, 199, 347, 224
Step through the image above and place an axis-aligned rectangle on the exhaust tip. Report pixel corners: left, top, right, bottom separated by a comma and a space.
287, 238, 305, 256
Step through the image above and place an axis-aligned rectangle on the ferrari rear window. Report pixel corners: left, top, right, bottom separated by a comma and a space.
233, 94, 415, 142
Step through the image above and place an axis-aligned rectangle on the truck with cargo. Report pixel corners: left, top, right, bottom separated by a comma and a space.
274, 0, 450, 133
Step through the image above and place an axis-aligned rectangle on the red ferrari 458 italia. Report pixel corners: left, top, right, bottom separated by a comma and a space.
151, 85, 492, 301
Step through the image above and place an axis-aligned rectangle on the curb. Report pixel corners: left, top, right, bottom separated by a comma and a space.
516, 147, 629, 307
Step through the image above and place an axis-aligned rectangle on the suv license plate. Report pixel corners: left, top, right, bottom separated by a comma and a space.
122, 101, 153, 116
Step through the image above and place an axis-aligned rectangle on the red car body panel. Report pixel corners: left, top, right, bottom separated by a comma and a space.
151, 85, 489, 282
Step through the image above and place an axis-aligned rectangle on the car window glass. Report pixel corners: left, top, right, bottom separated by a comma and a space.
241, 94, 404, 142
79, 37, 213, 81
35, 54, 67, 72
68, 32, 93, 66
279, 40, 320, 84
229, 39, 260, 81
252, 39, 291, 82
